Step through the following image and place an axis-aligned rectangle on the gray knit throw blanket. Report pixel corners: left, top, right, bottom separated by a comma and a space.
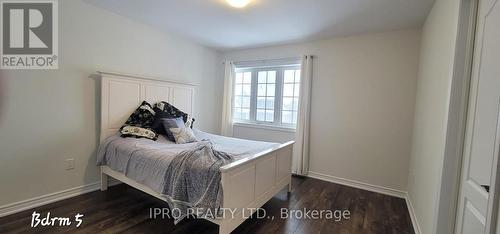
162, 140, 233, 224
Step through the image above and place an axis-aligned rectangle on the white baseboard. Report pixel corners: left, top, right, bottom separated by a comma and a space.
307, 171, 407, 198
405, 194, 422, 234
0, 179, 121, 218
0, 182, 100, 217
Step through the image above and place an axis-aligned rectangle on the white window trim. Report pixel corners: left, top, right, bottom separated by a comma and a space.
233, 63, 301, 130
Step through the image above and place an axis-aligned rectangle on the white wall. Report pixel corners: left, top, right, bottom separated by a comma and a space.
223, 29, 421, 191
406, 0, 461, 233
0, 0, 222, 207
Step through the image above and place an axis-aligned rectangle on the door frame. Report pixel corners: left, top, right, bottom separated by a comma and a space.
433, 0, 479, 233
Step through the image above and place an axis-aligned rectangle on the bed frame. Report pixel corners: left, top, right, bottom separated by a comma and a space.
98, 71, 294, 234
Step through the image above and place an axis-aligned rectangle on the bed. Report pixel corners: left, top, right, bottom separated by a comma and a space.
97, 71, 294, 234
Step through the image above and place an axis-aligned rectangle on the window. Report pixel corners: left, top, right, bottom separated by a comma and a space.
256, 71, 276, 122
233, 71, 252, 120
281, 69, 300, 125
233, 63, 301, 129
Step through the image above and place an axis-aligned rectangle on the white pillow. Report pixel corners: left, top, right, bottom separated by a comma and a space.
169, 127, 198, 144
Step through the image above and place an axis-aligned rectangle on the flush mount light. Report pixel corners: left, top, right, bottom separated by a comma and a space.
226, 0, 251, 8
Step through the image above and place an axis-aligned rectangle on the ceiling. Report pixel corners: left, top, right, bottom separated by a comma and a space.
84, 0, 434, 51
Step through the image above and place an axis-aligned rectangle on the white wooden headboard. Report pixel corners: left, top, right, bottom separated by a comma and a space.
99, 71, 195, 142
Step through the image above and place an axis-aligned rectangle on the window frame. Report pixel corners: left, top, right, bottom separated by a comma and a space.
233, 64, 301, 130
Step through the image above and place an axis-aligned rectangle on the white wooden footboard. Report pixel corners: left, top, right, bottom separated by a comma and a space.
217, 141, 294, 234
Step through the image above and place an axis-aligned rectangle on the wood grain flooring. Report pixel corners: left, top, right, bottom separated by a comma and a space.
0, 176, 414, 234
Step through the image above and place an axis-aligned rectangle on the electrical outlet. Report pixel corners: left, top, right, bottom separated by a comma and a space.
65, 158, 75, 170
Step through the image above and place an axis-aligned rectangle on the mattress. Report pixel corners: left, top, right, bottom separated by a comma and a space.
96, 129, 280, 194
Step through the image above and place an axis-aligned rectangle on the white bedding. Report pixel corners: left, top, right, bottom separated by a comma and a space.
96, 129, 280, 194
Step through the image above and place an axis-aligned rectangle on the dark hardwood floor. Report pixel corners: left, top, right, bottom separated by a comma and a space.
0, 176, 414, 234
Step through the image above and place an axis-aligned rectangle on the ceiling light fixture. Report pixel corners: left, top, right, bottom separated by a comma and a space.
226, 0, 251, 8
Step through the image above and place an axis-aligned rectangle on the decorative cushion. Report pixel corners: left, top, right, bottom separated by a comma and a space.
169, 127, 198, 144
120, 101, 157, 140
160, 117, 185, 142
120, 126, 158, 140
153, 101, 195, 128
151, 111, 174, 135
151, 110, 190, 135
122, 101, 156, 128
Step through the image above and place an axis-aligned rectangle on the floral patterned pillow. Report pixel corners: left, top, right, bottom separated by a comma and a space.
119, 101, 158, 140
120, 126, 158, 141
154, 101, 195, 128
169, 127, 198, 144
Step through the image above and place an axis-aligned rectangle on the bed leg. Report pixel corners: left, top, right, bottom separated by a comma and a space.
288, 182, 292, 193
101, 168, 108, 191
